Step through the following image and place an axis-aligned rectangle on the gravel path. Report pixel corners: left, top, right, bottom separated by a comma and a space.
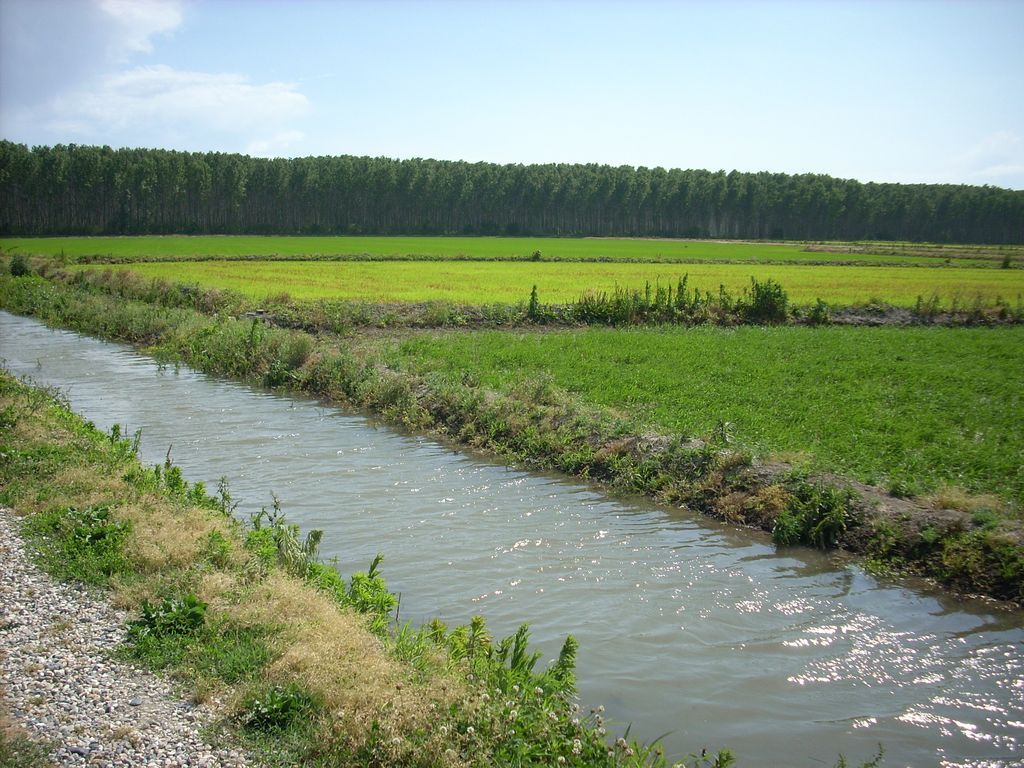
0, 509, 253, 767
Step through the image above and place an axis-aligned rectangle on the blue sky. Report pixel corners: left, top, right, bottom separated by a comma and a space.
1, 0, 1022, 188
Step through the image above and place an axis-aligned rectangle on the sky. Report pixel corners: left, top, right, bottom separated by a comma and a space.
1, 0, 1022, 189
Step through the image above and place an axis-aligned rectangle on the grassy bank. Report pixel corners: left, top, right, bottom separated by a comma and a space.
2, 269, 1021, 603
0, 371, 741, 768
393, 326, 1024, 505
5, 234, 1006, 266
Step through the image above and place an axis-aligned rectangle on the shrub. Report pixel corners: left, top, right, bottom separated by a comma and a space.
807, 298, 831, 325
743, 277, 788, 324
129, 594, 208, 639
239, 683, 319, 731
9, 253, 30, 277
773, 480, 855, 549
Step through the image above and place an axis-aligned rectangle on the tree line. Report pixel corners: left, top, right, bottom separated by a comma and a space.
1, 140, 1022, 243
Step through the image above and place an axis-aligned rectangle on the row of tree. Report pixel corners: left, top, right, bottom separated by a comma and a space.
1, 141, 1022, 243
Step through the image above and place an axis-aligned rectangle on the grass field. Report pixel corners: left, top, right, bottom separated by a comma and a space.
77, 259, 1024, 307
3, 235, 1009, 266
391, 326, 1024, 504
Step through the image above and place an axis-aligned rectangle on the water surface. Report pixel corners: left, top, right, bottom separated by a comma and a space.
2, 311, 1021, 767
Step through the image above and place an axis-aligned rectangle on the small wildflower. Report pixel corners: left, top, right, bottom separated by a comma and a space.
616, 737, 628, 749
570, 702, 579, 714
480, 693, 490, 703
466, 726, 475, 736
509, 729, 516, 736
597, 727, 606, 736
548, 710, 558, 721
597, 705, 605, 713
608, 751, 615, 759
626, 747, 635, 757
439, 725, 449, 736
557, 758, 566, 765
534, 686, 544, 695
512, 684, 520, 694
509, 710, 518, 721
572, 718, 580, 726
572, 739, 582, 756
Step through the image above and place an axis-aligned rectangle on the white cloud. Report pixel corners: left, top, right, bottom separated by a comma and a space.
14, 65, 311, 154
98, 0, 184, 55
0, 0, 187, 109
52, 65, 308, 129
0, 1, 312, 155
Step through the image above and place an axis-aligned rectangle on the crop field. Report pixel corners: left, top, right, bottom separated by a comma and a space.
392, 325, 1024, 504
4, 235, 1014, 266
78, 258, 1024, 307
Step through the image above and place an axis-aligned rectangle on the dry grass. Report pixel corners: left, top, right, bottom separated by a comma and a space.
32, 465, 127, 514
117, 496, 229, 572
924, 486, 1009, 515
195, 571, 243, 611
231, 573, 464, 759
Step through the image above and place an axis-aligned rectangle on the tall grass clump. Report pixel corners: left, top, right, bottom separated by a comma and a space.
773, 478, 857, 549
8, 252, 31, 276
741, 277, 788, 324
564, 276, 791, 326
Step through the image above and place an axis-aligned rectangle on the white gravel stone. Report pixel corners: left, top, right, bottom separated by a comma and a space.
0, 509, 254, 766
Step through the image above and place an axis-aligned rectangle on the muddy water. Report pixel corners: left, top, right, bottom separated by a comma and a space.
2, 311, 1021, 768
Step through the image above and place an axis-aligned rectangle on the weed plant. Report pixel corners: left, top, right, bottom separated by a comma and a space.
773, 479, 856, 548
21, 505, 131, 584
565, 275, 789, 325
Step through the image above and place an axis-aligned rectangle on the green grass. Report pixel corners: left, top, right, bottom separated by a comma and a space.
1, 235, 1001, 265
20, 505, 132, 585
391, 325, 1024, 504
73, 259, 1024, 307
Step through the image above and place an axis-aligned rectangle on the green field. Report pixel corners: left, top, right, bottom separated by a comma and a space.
7, 238, 1024, 507
2, 235, 1005, 266
79, 259, 1024, 307
392, 326, 1024, 504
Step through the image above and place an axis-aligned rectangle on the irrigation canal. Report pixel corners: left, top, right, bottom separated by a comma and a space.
2, 310, 1021, 768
